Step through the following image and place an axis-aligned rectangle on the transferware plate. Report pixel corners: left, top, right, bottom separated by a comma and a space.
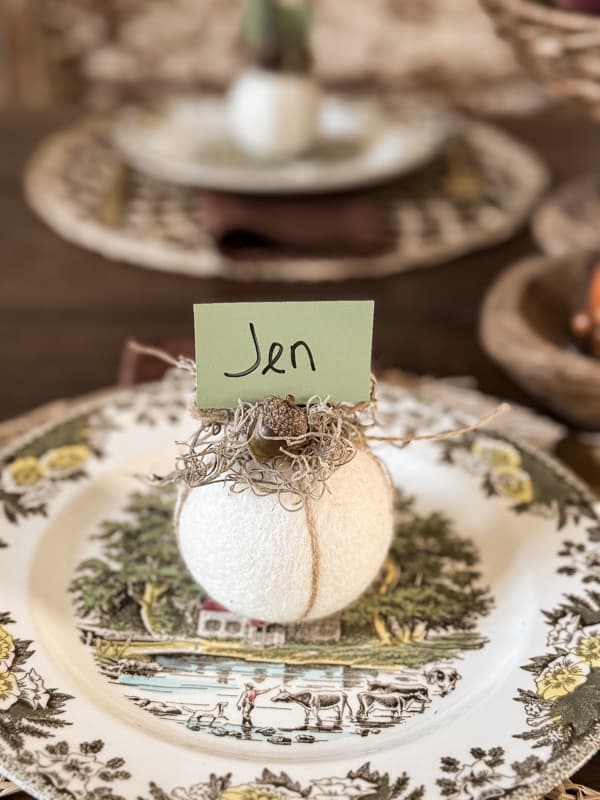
0, 376, 599, 800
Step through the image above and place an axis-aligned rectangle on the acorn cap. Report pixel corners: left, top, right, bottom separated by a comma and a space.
248, 395, 308, 460
260, 395, 308, 438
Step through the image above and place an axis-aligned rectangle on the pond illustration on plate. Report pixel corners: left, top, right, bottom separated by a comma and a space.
70, 485, 494, 747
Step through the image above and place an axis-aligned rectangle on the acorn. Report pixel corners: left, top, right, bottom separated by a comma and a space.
248, 395, 308, 460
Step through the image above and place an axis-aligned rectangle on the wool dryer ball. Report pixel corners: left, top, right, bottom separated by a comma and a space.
177, 449, 394, 624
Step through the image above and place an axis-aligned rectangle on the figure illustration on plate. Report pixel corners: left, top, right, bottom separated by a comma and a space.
238, 683, 276, 728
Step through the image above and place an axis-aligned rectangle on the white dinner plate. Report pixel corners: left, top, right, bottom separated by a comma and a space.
113, 96, 455, 193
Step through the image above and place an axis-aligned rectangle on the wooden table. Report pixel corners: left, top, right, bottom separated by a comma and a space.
0, 102, 599, 792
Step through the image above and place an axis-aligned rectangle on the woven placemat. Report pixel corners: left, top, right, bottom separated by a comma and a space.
532, 174, 600, 258
24, 117, 548, 283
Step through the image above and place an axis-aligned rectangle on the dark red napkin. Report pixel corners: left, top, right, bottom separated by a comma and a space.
198, 190, 393, 259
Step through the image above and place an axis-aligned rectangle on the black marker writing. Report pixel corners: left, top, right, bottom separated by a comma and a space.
224, 322, 317, 378
262, 342, 285, 375
290, 340, 316, 372
224, 322, 261, 378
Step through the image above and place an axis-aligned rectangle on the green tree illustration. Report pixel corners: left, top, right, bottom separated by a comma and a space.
71, 487, 205, 637
342, 495, 492, 643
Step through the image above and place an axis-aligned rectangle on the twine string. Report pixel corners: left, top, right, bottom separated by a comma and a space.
128, 340, 197, 374
302, 497, 321, 620
367, 403, 510, 447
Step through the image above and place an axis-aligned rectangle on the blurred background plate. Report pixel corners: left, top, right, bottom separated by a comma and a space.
113, 96, 456, 193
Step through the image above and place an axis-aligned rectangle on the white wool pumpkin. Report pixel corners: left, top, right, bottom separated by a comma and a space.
177, 449, 393, 624
228, 68, 321, 161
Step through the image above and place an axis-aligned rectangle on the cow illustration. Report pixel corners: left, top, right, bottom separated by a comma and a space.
423, 666, 461, 697
356, 690, 406, 722
272, 689, 353, 727
360, 683, 430, 720
368, 682, 431, 711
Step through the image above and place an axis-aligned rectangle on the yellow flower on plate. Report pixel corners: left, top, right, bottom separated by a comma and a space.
0, 627, 15, 670
536, 655, 590, 701
491, 467, 535, 505
471, 437, 522, 471
0, 668, 19, 710
221, 786, 287, 800
576, 633, 600, 668
41, 445, 92, 477
5, 457, 45, 488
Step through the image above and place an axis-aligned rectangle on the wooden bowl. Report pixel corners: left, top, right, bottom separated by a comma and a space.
480, 0, 600, 120
480, 254, 600, 428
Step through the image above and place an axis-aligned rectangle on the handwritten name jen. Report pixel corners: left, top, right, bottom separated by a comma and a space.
224, 322, 316, 378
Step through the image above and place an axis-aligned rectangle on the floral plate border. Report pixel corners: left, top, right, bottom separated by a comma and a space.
0, 378, 599, 800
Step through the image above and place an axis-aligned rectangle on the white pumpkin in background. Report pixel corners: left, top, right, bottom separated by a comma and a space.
228, 67, 321, 161
176, 448, 394, 624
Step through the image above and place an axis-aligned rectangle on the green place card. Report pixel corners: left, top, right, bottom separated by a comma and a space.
194, 301, 374, 408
